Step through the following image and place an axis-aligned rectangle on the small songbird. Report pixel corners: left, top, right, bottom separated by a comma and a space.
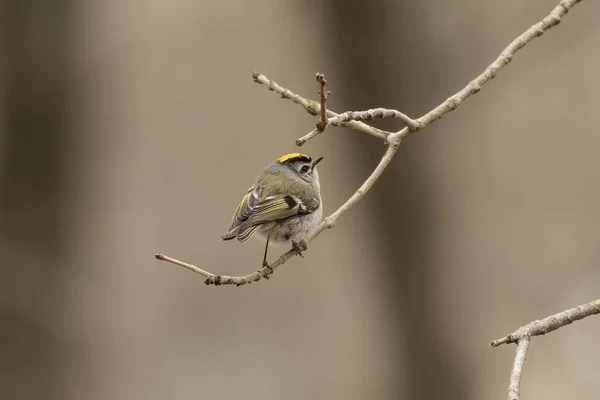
222, 153, 324, 268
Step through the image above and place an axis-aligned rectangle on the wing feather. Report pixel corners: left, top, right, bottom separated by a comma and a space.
222, 188, 320, 242
236, 224, 262, 242
221, 187, 262, 240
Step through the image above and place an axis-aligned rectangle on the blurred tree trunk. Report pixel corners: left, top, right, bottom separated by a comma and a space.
0, 1, 70, 399
322, 1, 469, 398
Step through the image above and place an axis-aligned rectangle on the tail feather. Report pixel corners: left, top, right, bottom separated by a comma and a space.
221, 228, 238, 240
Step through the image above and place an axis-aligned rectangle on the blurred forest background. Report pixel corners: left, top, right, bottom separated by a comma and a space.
1, 0, 599, 399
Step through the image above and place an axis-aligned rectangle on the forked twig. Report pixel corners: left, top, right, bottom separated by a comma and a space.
296, 72, 330, 146
491, 299, 600, 347
490, 298, 599, 400
251, 72, 389, 144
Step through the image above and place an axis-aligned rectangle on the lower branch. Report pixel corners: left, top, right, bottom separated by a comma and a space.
492, 298, 600, 400
155, 245, 304, 286
490, 298, 600, 347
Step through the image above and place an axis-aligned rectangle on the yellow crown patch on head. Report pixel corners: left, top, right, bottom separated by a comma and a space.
276, 153, 311, 163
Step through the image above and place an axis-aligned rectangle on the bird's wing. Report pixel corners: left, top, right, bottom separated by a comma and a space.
223, 191, 320, 242
221, 186, 263, 240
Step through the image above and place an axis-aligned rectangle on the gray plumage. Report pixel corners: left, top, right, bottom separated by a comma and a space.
222, 155, 323, 247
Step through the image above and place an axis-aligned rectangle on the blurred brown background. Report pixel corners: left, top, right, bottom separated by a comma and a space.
1, 0, 599, 399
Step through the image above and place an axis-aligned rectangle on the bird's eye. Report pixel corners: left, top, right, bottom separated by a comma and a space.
300, 165, 310, 173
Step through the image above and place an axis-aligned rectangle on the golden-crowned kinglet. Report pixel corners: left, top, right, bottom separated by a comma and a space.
222, 153, 324, 268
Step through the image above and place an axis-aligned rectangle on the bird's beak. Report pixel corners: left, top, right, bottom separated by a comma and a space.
312, 156, 324, 168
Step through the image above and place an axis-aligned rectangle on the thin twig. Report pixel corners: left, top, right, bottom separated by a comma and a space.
507, 338, 531, 400
297, 128, 321, 146
298, 74, 330, 146
490, 298, 600, 347
156, 0, 583, 287
155, 244, 304, 286
155, 253, 215, 278
316, 72, 328, 131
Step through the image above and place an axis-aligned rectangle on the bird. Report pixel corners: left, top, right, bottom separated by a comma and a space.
222, 153, 324, 268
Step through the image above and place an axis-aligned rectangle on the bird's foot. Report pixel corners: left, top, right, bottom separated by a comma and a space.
292, 240, 308, 258
262, 260, 274, 279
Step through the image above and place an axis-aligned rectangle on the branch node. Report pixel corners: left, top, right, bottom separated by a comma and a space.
265, 265, 274, 276
235, 277, 247, 287
306, 100, 320, 116
386, 132, 402, 149
292, 240, 308, 257
324, 217, 336, 229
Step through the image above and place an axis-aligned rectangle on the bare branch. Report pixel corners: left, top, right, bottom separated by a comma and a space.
296, 128, 321, 146
328, 108, 418, 131
310, 141, 400, 239
316, 72, 328, 131
156, 0, 584, 287
155, 253, 214, 277
251, 71, 317, 114
490, 298, 599, 400
508, 338, 530, 400
155, 244, 304, 286
296, 73, 331, 146
490, 298, 600, 347
402, 0, 583, 138
252, 72, 389, 144
302, 0, 583, 147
